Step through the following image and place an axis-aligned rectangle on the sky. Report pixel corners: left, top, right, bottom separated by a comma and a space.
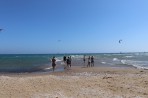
0, 0, 148, 54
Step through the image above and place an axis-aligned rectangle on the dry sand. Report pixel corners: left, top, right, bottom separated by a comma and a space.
0, 66, 148, 98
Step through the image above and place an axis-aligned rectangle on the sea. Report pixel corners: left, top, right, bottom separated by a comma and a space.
0, 52, 148, 73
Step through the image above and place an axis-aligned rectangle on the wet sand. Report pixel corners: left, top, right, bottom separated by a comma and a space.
0, 66, 148, 98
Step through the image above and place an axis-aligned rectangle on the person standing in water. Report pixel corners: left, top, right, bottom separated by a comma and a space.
87, 56, 91, 67
66, 57, 70, 68
83, 55, 86, 66
69, 56, 72, 67
51, 56, 56, 72
63, 56, 67, 69
63, 56, 66, 63
91, 56, 94, 67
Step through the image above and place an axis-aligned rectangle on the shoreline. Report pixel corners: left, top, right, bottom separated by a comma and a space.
0, 65, 138, 76
0, 66, 148, 98
0, 65, 145, 78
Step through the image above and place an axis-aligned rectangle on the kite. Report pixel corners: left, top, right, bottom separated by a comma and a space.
57, 40, 61, 42
119, 40, 122, 43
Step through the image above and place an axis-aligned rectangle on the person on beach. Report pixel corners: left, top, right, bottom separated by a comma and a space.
87, 56, 91, 67
63, 56, 66, 63
69, 56, 72, 67
63, 56, 67, 69
83, 55, 86, 66
51, 56, 56, 72
91, 56, 94, 67
66, 57, 71, 68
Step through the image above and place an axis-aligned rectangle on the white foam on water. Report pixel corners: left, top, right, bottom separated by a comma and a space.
101, 62, 106, 64
71, 55, 83, 59
121, 60, 148, 69
44, 67, 52, 70
113, 58, 120, 61
55, 58, 62, 62
125, 56, 133, 58
61, 62, 65, 65
121, 60, 127, 64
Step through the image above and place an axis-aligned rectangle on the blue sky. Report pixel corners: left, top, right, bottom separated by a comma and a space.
0, 0, 148, 54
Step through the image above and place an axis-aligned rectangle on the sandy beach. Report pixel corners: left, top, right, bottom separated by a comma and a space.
0, 66, 148, 98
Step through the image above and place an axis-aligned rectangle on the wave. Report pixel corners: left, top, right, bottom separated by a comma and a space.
55, 58, 62, 62
113, 58, 120, 61
120, 60, 127, 64
121, 60, 148, 69
101, 62, 106, 64
70, 55, 83, 59
125, 56, 133, 58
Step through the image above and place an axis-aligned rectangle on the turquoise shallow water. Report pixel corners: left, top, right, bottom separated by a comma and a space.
0, 54, 52, 72
0, 52, 148, 72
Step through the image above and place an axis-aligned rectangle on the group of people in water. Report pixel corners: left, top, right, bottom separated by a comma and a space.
51, 55, 94, 71
83, 55, 94, 67
63, 56, 72, 69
